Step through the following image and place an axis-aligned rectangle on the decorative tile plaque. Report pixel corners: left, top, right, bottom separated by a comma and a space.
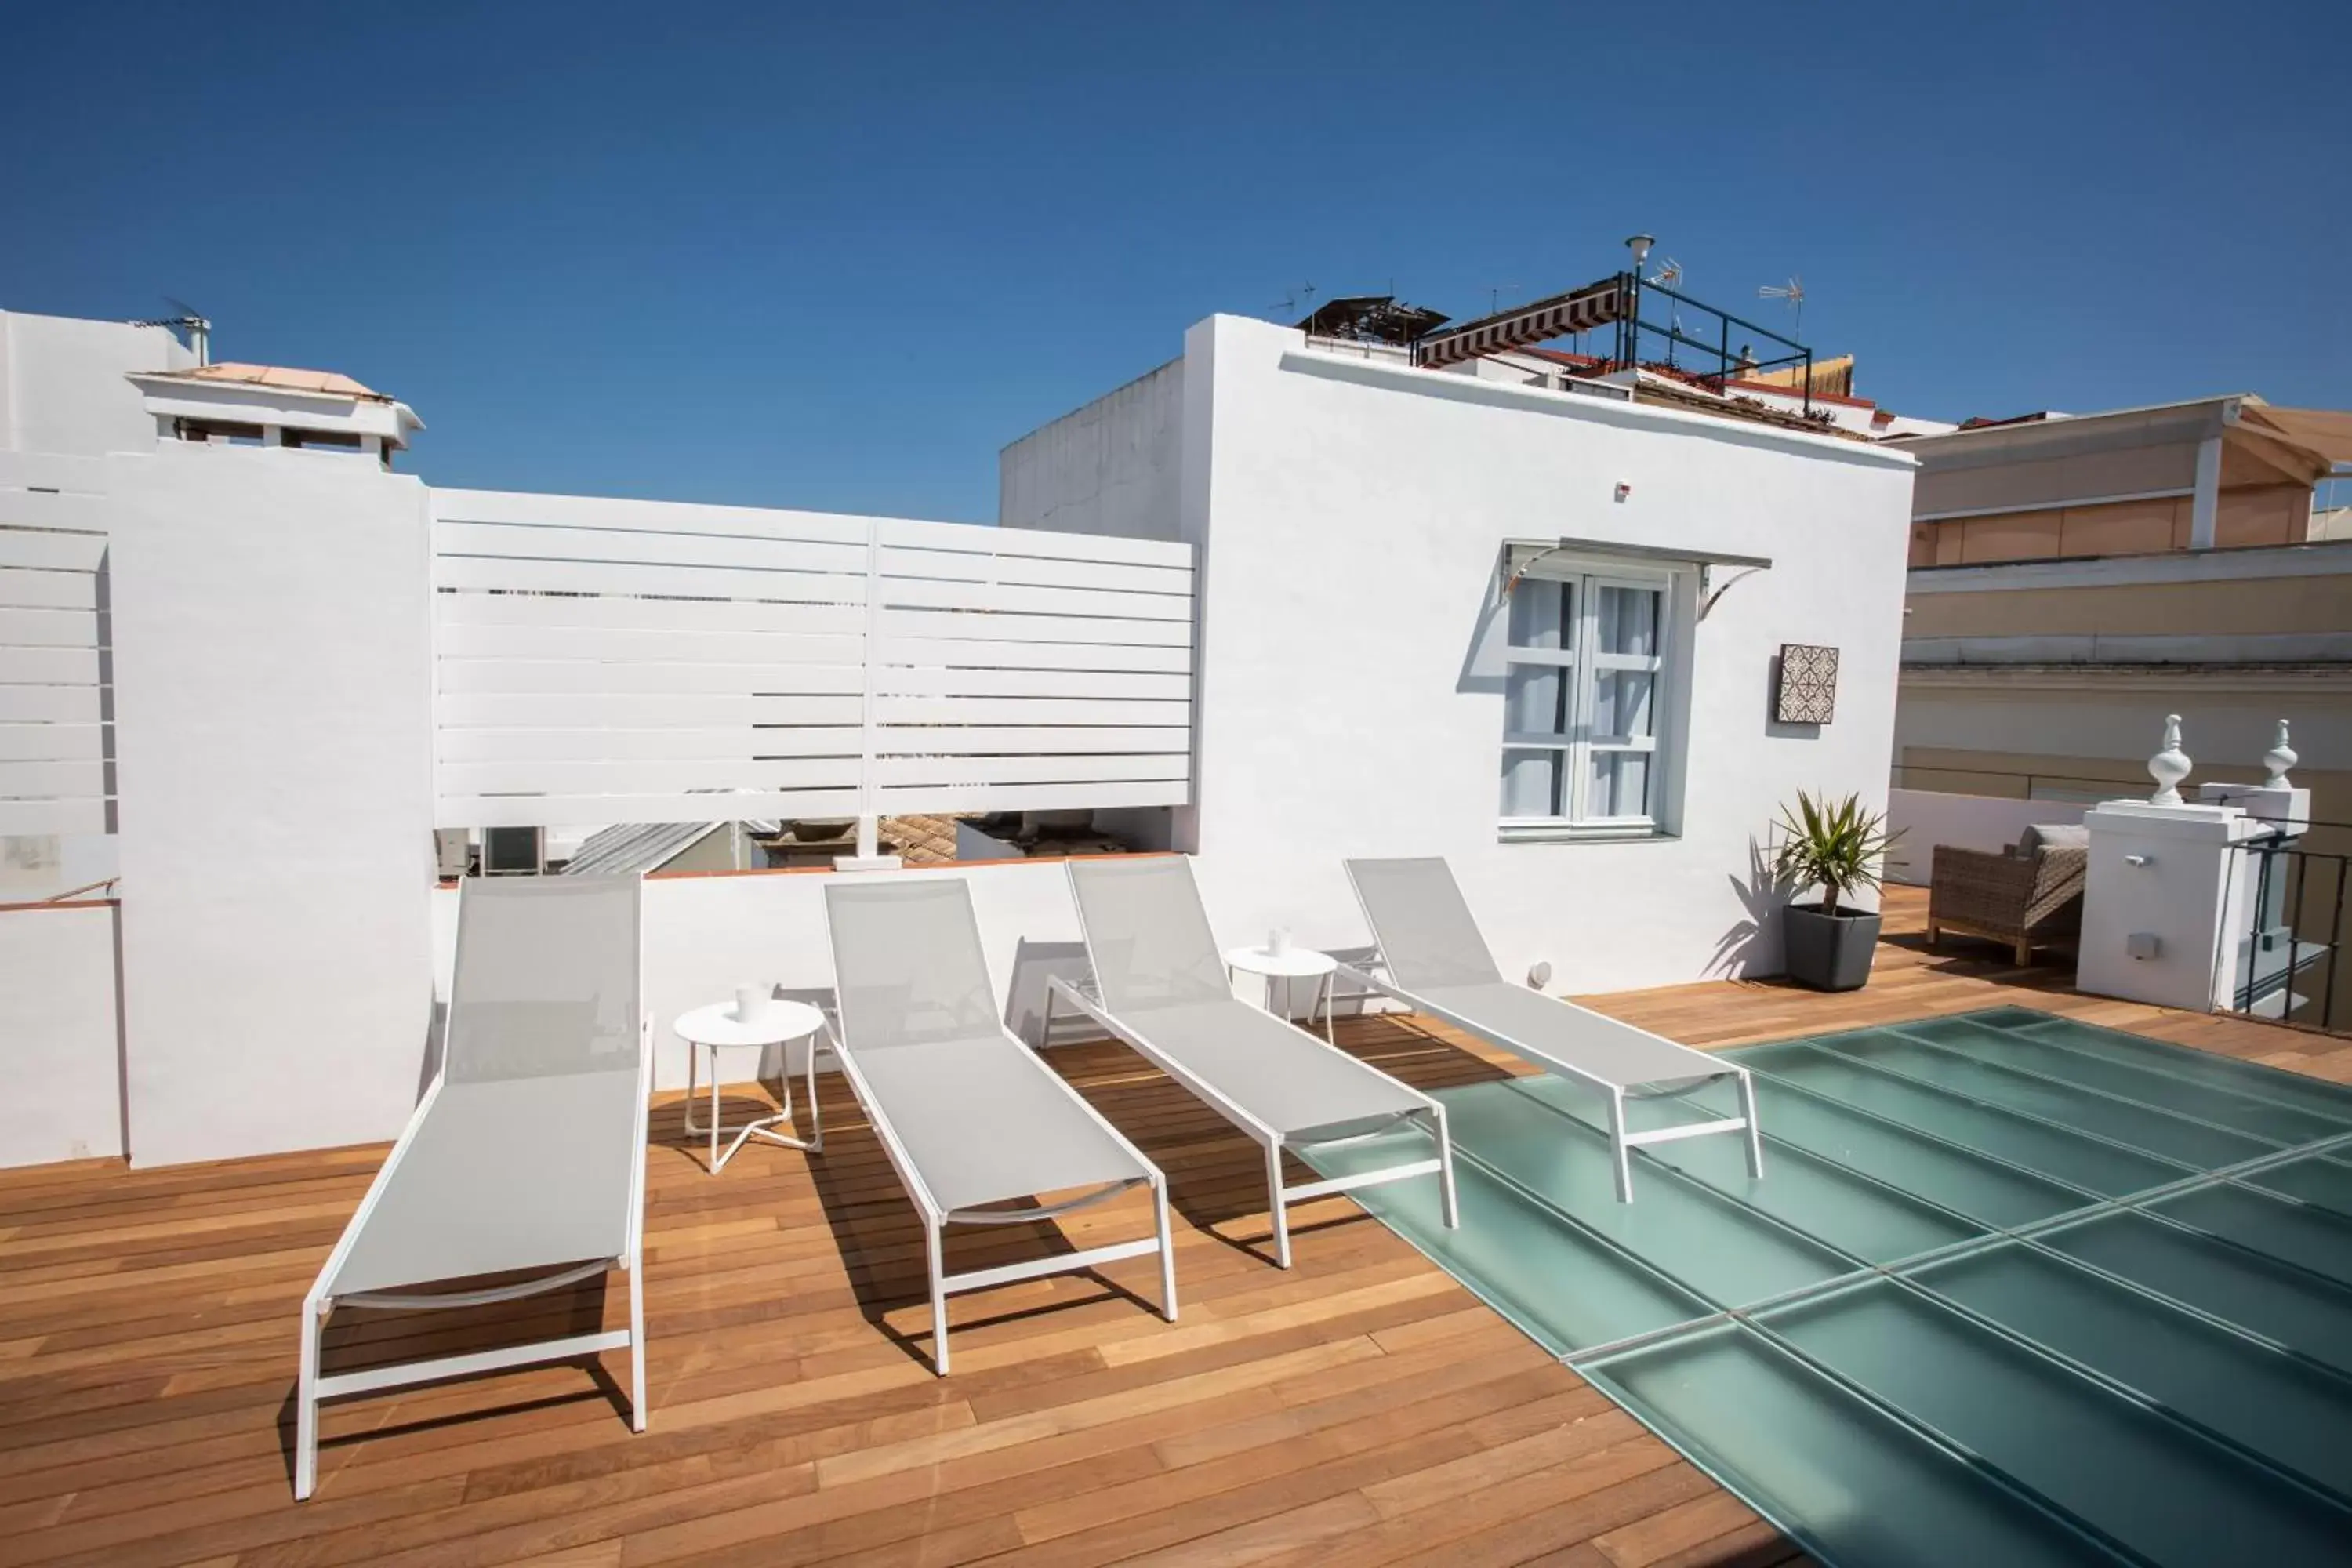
1776, 644, 1838, 724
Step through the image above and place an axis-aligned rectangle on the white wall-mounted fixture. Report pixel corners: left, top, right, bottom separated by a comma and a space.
2125, 931, 2161, 960
1613, 481, 1632, 503
1526, 960, 1554, 990
2125, 854, 2152, 867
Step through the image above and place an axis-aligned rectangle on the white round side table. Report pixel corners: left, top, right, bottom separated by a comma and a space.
673, 998, 828, 1174
1224, 944, 1338, 1044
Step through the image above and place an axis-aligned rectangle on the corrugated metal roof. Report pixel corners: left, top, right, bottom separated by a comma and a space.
561, 821, 722, 877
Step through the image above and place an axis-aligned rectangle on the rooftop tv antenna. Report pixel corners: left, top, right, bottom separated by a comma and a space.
1275, 282, 1319, 320
1758, 276, 1805, 339
1648, 259, 1685, 363
133, 296, 212, 365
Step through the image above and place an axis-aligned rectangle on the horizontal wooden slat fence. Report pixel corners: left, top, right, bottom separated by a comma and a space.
0, 455, 111, 837
431, 491, 1194, 829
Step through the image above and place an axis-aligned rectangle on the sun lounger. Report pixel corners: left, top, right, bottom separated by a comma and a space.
1341, 856, 1762, 1202
1046, 856, 1457, 1268
296, 875, 652, 1499
824, 877, 1175, 1374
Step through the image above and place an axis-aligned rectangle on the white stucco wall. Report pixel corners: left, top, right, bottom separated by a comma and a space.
0, 902, 123, 1167
1018, 315, 1918, 992
999, 358, 1184, 539
430, 857, 1118, 1091
107, 443, 437, 1167
0, 311, 189, 457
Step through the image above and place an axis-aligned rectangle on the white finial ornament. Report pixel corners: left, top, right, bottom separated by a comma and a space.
2148, 713, 2190, 806
2263, 720, 2297, 789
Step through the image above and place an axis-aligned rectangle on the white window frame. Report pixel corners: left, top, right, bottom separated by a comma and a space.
1497, 564, 1673, 836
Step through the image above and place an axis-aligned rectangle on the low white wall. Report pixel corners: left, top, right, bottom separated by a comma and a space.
431, 858, 1109, 1092
1883, 789, 2090, 885
0, 903, 123, 1167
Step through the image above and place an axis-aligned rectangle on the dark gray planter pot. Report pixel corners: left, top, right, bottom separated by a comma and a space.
1783, 903, 1880, 992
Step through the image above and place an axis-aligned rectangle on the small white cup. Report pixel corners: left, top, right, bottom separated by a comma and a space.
1267, 927, 1290, 956
733, 982, 769, 1025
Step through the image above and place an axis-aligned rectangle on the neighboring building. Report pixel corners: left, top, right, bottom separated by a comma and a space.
126, 361, 422, 466
1891, 394, 2352, 828
1002, 313, 1918, 990
1896, 396, 2350, 567
1898, 541, 2352, 817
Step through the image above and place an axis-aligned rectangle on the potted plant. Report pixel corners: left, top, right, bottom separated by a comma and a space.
1773, 790, 1901, 991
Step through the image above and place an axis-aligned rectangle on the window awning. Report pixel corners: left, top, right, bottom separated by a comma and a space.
1504, 537, 1773, 585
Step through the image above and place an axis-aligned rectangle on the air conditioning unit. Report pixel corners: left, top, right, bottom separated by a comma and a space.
480, 826, 545, 877
434, 829, 471, 879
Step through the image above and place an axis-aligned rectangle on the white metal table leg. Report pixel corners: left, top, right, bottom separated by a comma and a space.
684, 1030, 825, 1174
709, 1052, 724, 1170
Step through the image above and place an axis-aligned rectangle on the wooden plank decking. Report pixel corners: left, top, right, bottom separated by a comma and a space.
2, 886, 2345, 1568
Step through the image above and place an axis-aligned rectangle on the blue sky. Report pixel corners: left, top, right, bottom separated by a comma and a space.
5, 2, 2345, 522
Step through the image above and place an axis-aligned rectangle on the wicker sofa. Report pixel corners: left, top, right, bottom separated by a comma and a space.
1926, 824, 2089, 966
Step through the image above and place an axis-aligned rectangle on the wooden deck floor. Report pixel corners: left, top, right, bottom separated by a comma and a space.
2, 887, 2346, 1568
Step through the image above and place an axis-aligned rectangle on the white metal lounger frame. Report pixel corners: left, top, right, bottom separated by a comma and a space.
1047, 866, 1459, 1270
293, 925, 652, 1501
822, 917, 1176, 1377
1337, 873, 1761, 1205
1335, 960, 1760, 1203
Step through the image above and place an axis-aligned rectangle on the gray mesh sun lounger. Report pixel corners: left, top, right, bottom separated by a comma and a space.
1046, 857, 1457, 1269
825, 877, 1175, 1374
1341, 857, 1762, 1203
296, 876, 652, 1500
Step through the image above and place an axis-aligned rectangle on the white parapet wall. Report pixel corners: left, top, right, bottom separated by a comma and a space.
1883, 789, 2090, 885
430, 855, 1134, 1094
0, 901, 123, 1168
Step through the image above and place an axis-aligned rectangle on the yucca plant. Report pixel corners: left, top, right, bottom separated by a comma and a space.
1773, 790, 1901, 916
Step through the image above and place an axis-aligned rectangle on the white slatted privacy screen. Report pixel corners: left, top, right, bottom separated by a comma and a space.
0, 456, 111, 838
432, 491, 1194, 829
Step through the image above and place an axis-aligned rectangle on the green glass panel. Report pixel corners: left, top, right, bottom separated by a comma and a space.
1301, 1120, 1707, 1354
2008, 1014, 2352, 1123
1915, 1245, 2352, 1503
1719, 1073, 2088, 1229
1505, 1078, 1984, 1264
2249, 1152, 2352, 1221
1893, 1015, 2348, 1145
1750, 1043, 2184, 1196
2041, 1211, 2352, 1377
1438, 1084, 1853, 1307
1824, 1030, 2277, 1168
1765, 1281, 2352, 1563
2150, 1182, 2352, 1289
1589, 1324, 2118, 1567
